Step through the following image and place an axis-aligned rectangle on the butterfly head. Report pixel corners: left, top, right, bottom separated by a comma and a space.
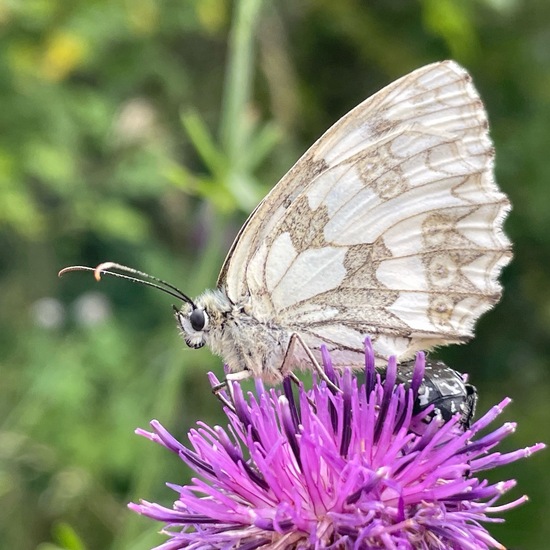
174, 303, 209, 349
174, 288, 232, 351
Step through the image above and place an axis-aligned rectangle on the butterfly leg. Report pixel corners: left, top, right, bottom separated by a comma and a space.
211, 369, 252, 412
286, 371, 303, 387
285, 370, 320, 411
212, 384, 235, 413
211, 369, 252, 394
284, 332, 341, 393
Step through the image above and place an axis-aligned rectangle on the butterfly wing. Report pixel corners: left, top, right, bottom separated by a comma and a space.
218, 61, 511, 365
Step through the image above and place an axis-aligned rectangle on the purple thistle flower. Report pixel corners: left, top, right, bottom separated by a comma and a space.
130, 342, 544, 549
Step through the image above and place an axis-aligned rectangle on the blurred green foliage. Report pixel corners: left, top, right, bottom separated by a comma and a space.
1, 0, 549, 548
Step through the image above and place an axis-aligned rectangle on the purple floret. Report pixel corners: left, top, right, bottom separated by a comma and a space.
130, 340, 544, 549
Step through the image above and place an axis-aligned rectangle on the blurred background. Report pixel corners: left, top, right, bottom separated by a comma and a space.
1, 0, 549, 548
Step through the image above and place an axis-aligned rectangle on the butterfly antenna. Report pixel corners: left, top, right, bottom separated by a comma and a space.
58, 262, 196, 307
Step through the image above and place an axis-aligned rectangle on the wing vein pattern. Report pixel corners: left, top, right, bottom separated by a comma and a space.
218, 61, 511, 366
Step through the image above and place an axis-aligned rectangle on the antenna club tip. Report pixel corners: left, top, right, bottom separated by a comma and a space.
57, 261, 191, 304
94, 262, 116, 282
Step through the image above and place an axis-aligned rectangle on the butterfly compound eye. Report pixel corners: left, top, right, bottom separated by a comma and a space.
189, 308, 207, 331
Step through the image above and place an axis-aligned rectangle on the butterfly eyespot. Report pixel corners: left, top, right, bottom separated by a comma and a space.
190, 308, 208, 331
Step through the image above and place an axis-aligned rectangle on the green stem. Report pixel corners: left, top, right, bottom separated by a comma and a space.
219, 0, 265, 165
114, 4, 266, 547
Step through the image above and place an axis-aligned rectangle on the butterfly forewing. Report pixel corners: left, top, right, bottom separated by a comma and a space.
218, 61, 511, 366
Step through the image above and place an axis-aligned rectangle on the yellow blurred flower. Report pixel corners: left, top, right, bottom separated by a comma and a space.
196, 0, 228, 34
40, 31, 87, 82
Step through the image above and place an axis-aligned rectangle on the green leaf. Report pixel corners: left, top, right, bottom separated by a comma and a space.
181, 109, 227, 178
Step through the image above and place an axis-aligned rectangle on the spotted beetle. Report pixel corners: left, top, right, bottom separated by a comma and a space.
396, 359, 478, 432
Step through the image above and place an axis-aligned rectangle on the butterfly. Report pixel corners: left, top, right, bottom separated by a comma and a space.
60, 60, 512, 385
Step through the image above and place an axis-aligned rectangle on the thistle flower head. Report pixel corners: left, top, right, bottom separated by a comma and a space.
130, 342, 544, 549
